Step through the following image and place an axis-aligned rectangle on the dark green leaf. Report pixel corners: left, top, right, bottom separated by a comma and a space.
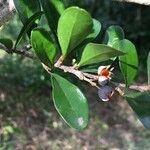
147, 52, 150, 84
78, 43, 124, 67
51, 73, 89, 130
57, 6, 93, 57
13, 0, 41, 24
104, 25, 124, 47
40, 0, 65, 32
115, 39, 138, 86
31, 28, 56, 66
125, 92, 150, 129
0, 39, 13, 49
14, 11, 43, 49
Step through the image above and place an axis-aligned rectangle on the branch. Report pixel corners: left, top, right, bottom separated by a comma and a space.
114, 0, 150, 5
54, 57, 150, 93
1, 44, 150, 95
118, 83, 150, 92
54, 57, 100, 89
0, 43, 35, 59
1, 43, 149, 93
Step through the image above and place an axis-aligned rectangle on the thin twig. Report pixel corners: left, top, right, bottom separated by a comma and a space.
55, 64, 100, 89
119, 83, 150, 92
53, 57, 100, 89
0, 43, 35, 59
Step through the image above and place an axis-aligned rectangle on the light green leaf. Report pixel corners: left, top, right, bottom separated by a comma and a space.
40, 0, 65, 32
13, 0, 41, 24
31, 28, 56, 66
78, 43, 124, 67
125, 92, 150, 129
147, 52, 150, 84
51, 73, 89, 130
57, 6, 93, 57
115, 39, 138, 86
104, 25, 125, 47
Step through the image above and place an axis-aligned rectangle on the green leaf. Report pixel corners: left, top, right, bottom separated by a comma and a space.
147, 52, 150, 84
13, 0, 41, 24
78, 43, 124, 67
104, 25, 125, 47
0, 39, 13, 49
115, 39, 138, 86
57, 6, 93, 57
75, 19, 101, 51
125, 92, 150, 129
40, 0, 65, 32
51, 73, 89, 130
14, 11, 43, 49
31, 28, 56, 66
86, 19, 101, 40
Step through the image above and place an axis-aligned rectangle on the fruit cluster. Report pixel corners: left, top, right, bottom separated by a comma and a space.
97, 66, 114, 101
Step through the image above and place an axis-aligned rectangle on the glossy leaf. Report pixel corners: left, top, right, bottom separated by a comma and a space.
76, 19, 101, 51
86, 19, 101, 40
78, 43, 124, 67
14, 11, 43, 49
31, 28, 56, 66
40, 0, 65, 32
147, 52, 150, 84
125, 92, 150, 129
0, 39, 13, 49
13, 0, 41, 24
51, 73, 89, 130
57, 6, 93, 57
104, 25, 124, 47
115, 39, 138, 86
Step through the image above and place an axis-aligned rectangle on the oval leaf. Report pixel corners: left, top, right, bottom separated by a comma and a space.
147, 52, 150, 84
125, 92, 150, 129
57, 6, 93, 57
13, 0, 41, 24
72, 19, 101, 53
51, 73, 89, 130
115, 39, 138, 86
31, 28, 56, 66
78, 43, 124, 67
104, 25, 125, 47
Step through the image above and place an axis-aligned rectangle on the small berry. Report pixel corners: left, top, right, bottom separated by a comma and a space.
98, 86, 114, 101
98, 66, 109, 76
97, 65, 113, 79
98, 76, 109, 86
